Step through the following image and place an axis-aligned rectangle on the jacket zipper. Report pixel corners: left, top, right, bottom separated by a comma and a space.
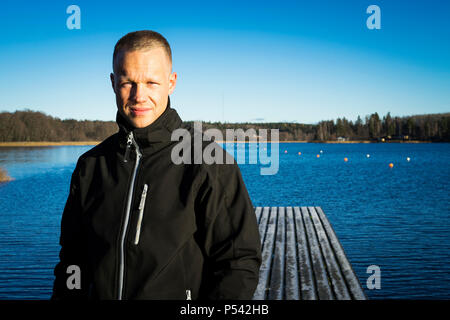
123, 133, 133, 162
118, 131, 142, 300
134, 184, 148, 245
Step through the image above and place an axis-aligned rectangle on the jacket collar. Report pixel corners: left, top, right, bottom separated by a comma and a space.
116, 97, 183, 155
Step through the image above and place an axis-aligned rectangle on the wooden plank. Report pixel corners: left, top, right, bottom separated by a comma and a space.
268, 207, 286, 299
257, 207, 270, 247
315, 207, 367, 300
300, 206, 334, 299
253, 207, 278, 300
293, 207, 316, 300
284, 207, 300, 300
309, 206, 351, 300
255, 207, 262, 224
253, 207, 269, 300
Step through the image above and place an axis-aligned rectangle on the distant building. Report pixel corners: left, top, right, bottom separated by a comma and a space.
337, 136, 348, 141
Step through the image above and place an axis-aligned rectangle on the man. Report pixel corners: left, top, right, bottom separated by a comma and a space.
52, 30, 262, 300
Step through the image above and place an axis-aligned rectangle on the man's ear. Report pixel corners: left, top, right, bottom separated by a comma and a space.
110, 73, 116, 93
168, 72, 177, 95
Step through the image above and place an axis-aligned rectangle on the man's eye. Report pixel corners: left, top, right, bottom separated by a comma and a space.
147, 82, 158, 86
120, 82, 132, 87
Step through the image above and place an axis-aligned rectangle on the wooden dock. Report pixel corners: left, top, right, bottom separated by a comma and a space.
252, 206, 367, 300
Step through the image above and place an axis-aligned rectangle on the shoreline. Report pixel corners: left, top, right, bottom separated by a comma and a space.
0, 140, 437, 147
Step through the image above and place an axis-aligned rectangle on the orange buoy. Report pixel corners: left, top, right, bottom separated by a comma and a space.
389, 163, 394, 168
316, 154, 320, 158
298, 152, 301, 155
344, 157, 348, 162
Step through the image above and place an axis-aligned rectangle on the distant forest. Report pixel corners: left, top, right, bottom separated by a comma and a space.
0, 110, 118, 142
0, 109, 449, 142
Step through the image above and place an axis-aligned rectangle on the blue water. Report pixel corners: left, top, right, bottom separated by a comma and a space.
0, 143, 449, 299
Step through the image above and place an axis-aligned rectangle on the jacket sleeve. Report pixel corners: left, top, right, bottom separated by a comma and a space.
196, 162, 262, 300
52, 160, 90, 299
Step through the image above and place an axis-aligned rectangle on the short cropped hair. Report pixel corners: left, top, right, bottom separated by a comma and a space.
112, 30, 172, 71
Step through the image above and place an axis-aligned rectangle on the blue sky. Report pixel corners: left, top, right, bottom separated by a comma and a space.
0, 0, 449, 124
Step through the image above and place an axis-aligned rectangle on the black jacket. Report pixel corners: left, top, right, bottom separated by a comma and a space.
52, 101, 262, 300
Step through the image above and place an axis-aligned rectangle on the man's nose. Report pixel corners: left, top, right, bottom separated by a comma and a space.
133, 83, 148, 103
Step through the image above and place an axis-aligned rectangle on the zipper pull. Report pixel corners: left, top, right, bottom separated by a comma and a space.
124, 132, 133, 163
134, 184, 148, 245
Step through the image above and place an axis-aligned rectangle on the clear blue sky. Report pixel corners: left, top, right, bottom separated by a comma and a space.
0, 0, 449, 124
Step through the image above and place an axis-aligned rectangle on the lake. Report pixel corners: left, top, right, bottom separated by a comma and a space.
0, 142, 449, 299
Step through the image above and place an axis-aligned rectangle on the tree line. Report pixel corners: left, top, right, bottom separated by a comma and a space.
0, 110, 117, 142
194, 112, 449, 142
0, 109, 448, 142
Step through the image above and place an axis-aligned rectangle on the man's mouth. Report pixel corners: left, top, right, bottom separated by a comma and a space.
130, 107, 152, 116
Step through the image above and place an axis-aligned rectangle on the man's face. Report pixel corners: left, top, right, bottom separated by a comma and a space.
111, 47, 177, 128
